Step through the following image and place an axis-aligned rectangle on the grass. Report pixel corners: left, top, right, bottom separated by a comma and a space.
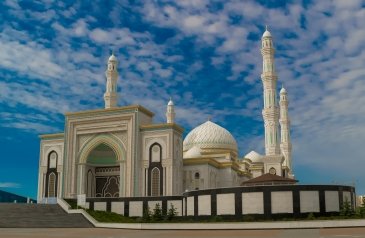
86, 209, 137, 223
84, 210, 365, 224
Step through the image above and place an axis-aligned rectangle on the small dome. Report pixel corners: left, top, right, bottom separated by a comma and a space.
108, 54, 117, 62
168, 99, 174, 106
244, 150, 263, 163
183, 121, 237, 152
280, 87, 287, 94
262, 30, 271, 38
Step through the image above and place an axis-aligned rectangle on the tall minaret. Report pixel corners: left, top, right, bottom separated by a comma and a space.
261, 26, 280, 156
166, 98, 175, 123
104, 53, 119, 109
279, 86, 293, 177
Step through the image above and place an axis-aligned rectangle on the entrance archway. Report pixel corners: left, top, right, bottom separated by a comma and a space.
86, 143, 120, 197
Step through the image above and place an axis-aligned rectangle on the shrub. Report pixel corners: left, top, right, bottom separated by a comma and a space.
152, 203, 163, 221
306, 213, 315, 220
358, 197, 365, 218
243, 215, 255, 222
340, 198, 354, 217
211, 216, 223, 222
143, 205, 152, 222
167, 203, 178, 220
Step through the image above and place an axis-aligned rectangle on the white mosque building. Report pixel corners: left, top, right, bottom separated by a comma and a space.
37, 28, 293, 201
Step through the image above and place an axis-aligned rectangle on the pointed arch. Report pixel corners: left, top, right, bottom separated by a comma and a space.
47, 172, 57, 197
151, 167, 160, 196
78, 134, 126, 164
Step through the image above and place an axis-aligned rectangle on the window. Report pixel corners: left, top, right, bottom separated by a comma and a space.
194, 172, 200, 190
151, 144, 161, 162
269, 167, 276, 175
49, 151, 57, 169
151, 168, 160, 196
48, 172, 56, 197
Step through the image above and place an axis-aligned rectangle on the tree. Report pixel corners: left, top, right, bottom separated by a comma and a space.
143, 205, 152, 222
340, 198, 354, 217
152, 203, 163, 221
359, 197, 365, 218
167, 203, 178, 220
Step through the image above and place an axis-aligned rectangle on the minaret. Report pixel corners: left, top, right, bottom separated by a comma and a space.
104, 53, 119, 109
261, 26, 280, 156
166, 98, 175, 123
279, 86, 293, 177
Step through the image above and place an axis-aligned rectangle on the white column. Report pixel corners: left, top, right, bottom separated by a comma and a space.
119, 161, 125, 197
78, 164, 86, 195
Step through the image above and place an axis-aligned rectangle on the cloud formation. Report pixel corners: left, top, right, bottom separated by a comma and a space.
1, 0, 365, 194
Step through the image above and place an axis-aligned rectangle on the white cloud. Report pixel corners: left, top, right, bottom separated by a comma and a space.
0, 182, 21, 188
1, 1, 365, 193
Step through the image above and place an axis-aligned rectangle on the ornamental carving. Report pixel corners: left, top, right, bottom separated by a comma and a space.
112, 132, 128, 147
78, 135, 93, 151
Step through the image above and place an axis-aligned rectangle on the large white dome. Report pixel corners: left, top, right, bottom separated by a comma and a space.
183, 121, 238, 152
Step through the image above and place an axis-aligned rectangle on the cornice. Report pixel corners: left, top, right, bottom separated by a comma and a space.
39, 133, 64, 140
140, 123, 184, 133
65, 104, 154, 118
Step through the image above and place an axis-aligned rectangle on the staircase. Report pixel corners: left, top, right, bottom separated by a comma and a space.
0, 203, 93, 228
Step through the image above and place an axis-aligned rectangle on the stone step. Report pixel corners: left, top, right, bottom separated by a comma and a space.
0, 203, 93, 228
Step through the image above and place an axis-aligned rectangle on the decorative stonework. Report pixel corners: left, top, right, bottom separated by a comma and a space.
183, 121, 237, 152
112, 132, 128, 147
78, 135, 93, 152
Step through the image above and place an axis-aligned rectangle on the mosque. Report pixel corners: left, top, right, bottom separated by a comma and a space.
37, 28, 356, 219
37, 27, 293, 201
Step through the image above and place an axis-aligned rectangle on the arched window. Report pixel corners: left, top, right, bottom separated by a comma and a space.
269, 167, 276, 175
48, 151, 57, 169
48, 172, 56, 197
194, 172, 200, 179
151, 168, 160, 196
151, 144, 161, 162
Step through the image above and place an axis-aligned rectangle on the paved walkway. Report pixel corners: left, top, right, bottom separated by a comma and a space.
1, 228, 365, 238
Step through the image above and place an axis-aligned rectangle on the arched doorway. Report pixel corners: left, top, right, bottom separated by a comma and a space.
45, 151, 58, 197
86, 143, 120, 197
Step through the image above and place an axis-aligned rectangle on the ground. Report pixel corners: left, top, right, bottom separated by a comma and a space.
1, 228, 365, 238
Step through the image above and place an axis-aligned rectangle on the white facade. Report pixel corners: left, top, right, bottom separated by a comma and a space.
37, 28, 294, 201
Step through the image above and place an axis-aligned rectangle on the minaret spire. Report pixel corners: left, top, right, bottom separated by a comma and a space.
166, 97, 175, 123
104, 53, 119, 109
261, 27, 280, 155
279, 86, 293, 178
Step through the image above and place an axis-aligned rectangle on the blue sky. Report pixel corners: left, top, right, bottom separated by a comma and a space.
1, 0, 365, 199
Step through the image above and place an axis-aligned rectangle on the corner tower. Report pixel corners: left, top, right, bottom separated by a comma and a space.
104, 53, 119, 109
261, 26, 280, 156
166, 98, 175, 123
279, 86, 293, 178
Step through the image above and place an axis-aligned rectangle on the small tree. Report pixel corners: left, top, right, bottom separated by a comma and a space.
143, 205, 152, 222
167, 203, 178, 220
152, 203, 163, 221
359, 197, 365, 218
340, 198, 354, 217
